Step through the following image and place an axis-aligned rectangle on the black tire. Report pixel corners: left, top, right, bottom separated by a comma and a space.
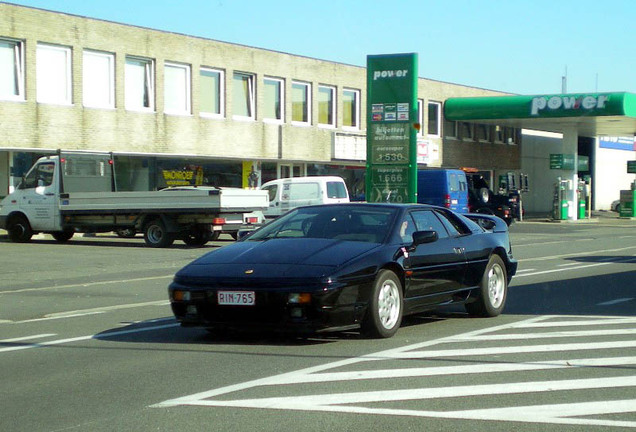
7, 215, 33, 243
478, 187, 490, 204
465, 254, 507, 317
362, 270, 403, 338
143, 218, 174, 248
115, 228, 137, 238
52, 229, 74, 242
182, 225, 210, 247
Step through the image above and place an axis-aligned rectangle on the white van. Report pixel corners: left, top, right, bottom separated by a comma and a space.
260, 176, 350, 218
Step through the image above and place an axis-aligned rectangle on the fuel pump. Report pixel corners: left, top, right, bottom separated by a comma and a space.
577, 177, 590, 219
553, 177, 571, 220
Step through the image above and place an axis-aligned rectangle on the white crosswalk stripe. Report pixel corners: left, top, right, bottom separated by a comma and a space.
154, 315, 636, 428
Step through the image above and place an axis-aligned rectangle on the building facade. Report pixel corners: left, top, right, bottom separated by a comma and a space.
0, 3, 521, 200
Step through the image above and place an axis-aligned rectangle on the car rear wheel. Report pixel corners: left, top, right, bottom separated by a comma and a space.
362, 270, 403, 338
143, 218, 174, 248
7, 215, 33, 243
466, 254, 507, 317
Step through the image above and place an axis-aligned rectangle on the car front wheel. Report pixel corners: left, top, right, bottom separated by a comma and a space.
466, 254, 507, 317
362, 269, 403, 338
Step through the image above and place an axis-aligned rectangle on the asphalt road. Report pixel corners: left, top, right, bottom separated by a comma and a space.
1, 218, 635, 432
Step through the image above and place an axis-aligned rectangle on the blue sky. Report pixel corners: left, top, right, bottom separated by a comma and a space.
4, 0, 635, 95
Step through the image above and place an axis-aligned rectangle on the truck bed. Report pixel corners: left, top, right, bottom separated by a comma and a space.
59, 188, 268, 214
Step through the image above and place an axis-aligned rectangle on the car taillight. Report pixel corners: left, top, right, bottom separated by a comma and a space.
444, 194, 451, 208
212, 218, 226, 225
245, 217, 259, 224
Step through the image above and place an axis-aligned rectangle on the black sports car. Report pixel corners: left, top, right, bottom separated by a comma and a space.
169, 203, 517, 338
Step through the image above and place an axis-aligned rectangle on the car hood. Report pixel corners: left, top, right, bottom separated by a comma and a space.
176, 238, 380, 280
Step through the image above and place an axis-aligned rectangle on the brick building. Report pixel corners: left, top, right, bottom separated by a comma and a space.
0, 2, 520, 199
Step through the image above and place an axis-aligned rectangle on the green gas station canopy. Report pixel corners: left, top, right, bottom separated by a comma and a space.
444, 92, 636, 137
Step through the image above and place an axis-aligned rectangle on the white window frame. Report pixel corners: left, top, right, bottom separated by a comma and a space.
0, 38, 25, 101
263, 76, 284, 123
317, 84, 335, 128
199, 67, 224, 118
36, 43, 73, 105
82, 49, 115, 109
291, 80, 311, 126
427, 101, 441, 137
232, 71, 255, 121
342, 88, 360, 130
417, 99, 424, 137
125, 56, 155, 112
164, 61, 191, 115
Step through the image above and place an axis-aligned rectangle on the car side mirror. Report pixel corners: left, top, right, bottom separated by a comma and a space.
411, 230, 438, 248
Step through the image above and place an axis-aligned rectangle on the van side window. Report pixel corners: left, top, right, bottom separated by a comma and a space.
289, 183, 320, 199
327, 181, 348, 198
262, 185, 277, 201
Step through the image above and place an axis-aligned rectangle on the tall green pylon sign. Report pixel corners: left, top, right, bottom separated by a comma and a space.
366, 53, 418, 203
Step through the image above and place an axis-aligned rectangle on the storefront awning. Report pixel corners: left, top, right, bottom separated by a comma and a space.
444, 92, 636, 137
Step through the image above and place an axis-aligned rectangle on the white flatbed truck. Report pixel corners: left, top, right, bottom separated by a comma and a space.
0, 152, 268, 247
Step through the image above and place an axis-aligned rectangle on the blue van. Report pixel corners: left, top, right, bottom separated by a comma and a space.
416, 169, 469, 213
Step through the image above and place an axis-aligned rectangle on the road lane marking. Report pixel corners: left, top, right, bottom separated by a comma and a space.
519, 245, 636, 262
0, 275, 173, 295
154, 315, 636, 429
0, 322, 179, 353
0, 334, 56, 343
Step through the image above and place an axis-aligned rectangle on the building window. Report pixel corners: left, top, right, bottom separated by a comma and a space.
318, 85, 335, 127
443, 117, 457, 138
164, 62, 191, 115
427, 101, 441, 136
36, 43, 72, 105
0, 38, 25, 101
342, 88, 360, 129
494, 125, 505, 143
476, 124, 490, 142
459, 122, 473, 141
83, 50, 114, 109
125, 56, 154, 111
233, 72, 255, 120
292, 81, 311, 124
506, 127, 519, 145
263, 77, 283, 122
417, 99, 424, 136
199, 67, 223, 117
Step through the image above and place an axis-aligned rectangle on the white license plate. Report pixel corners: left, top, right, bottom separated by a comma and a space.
217, 291, 255, 306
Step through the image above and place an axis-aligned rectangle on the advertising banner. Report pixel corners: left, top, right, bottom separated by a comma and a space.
366, 53, 418, 203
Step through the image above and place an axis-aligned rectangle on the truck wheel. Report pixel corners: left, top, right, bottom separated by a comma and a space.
52, 230, 74, 242
182, 225, 209, 247
143, 219, 174, 248
7, 215, 33, 243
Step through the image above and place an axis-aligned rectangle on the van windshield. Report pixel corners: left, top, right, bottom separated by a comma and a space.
327, 181, 348, 198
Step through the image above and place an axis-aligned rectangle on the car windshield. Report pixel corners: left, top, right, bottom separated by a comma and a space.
246, 205, 398, 243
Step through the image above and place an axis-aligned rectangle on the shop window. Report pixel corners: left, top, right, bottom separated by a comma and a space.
342, 88, 360, 129
0, 38, 25, 101
164, 62, 191, 115
233, 71, 255, 120
292, 81, 311, 124
318, 85, 335, 127
494, 125, 505, 143
37, 43, 72, 105
200, 67, 223, 117
506, 127, 519, 145
263, 77, 284, 122
83, 50, 115, 109
125, 56, 154, 111
427, 101, 441, 137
